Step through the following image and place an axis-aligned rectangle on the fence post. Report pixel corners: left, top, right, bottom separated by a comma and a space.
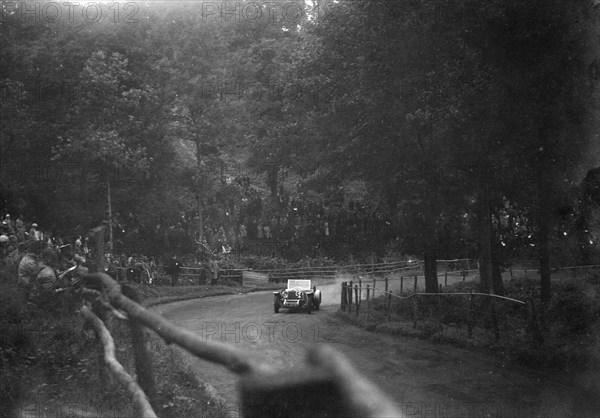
467, 289, 474, 339
92, 305, 112, 387
348, 281, 353, 309
371, 254, 375, 281
444, 271, 448, 287
462, 271, 466, 282
341, 282, 346, 311
122, 285, 158, 408
354, 285, 359, 317
414, 275, 418, 293
387, 289, 391, 321
359, 278, 362, 302
366, 285, 370, 321
509, 268, 513, 279
400, 276, 404, 293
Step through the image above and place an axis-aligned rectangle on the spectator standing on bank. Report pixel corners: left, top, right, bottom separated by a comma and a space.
15, 215, 24, 232
167, 255, 180, 286
3, 214, 15, 234
257, 222, 264, 239
18, 248, 42, 295
29, 223, 40, 240
209, 257, 219, 286
149, 256, 156, 284
83, 237, 90, 258
239, 224, 247, 243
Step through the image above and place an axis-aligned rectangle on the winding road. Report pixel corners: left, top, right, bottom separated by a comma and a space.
155, 282, 584, 418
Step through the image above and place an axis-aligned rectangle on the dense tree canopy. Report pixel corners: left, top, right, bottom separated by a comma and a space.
1, 0, 599, 298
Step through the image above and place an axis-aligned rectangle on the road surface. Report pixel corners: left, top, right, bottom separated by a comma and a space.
155, 282, 585, 417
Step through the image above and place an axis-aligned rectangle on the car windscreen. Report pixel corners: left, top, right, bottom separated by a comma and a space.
287, 279, 311, 290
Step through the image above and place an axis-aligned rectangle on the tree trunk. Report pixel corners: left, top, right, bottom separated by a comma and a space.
491, 243, 505, 295
268, 164, 278, 199
536, 132, 552, 303
423, 187, 438, 293
196, 194, 204, 241
478, 183, 493, 294
538, 187, 552, 302
91, 225, 106, 273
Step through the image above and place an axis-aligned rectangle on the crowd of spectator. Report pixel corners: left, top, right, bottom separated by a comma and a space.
194, 183, 394, 255
0, 213, 72, 265
0, 211, 83, 313
0, 179, 393, 304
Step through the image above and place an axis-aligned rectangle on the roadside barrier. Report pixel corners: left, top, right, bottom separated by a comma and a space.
254, 260, 421, 282
109, 259, 600, 289
79, 271, 401, 417
340, 278, 527, 342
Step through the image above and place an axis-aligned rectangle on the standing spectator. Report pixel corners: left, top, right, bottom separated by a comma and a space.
3, 214, 14, 234
16, 216, 26, 241
18, 248, 41, 291
83, 237, 90, 258
209, 257, 219, 286
0, 229, 8, 263
166, 255, 180, 286
257, 222, 264, 239
15, 215, 24, 232
29, 223, 40, 240
149, 256, 156, 285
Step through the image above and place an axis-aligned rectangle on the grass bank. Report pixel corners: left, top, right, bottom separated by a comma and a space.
335, 273, 600, 414
0, 271, 276, 418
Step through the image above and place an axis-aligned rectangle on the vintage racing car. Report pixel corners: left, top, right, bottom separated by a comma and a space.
273, 279, 322, 313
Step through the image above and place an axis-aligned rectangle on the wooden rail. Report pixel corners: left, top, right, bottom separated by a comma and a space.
340, 279, 526, 340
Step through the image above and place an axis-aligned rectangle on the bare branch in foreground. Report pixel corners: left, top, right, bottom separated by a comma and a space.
81, 304, 158, 418
307, 344, 403, 418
